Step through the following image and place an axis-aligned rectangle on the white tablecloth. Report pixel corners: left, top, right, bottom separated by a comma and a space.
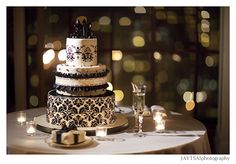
7, 107, 211, 154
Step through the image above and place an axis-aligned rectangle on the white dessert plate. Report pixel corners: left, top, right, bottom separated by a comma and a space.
115, 106, 133, 114
45, 136, 93, 148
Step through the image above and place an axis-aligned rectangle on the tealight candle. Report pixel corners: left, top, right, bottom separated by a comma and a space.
151, 106, 167, 133
96, 127, 107, 137
153, 112, 165, 132
26, 121, 36, 136
16, 111, 26, 125
154, 112, 162, 122
155, 120, 165, 132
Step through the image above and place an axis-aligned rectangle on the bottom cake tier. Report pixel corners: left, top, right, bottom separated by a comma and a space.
46, 89, 116, 127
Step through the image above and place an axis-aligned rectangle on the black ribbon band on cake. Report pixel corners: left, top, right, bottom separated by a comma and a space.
56, 124, 79, 144
55, 69, 109, 79
54, 83, 109, 92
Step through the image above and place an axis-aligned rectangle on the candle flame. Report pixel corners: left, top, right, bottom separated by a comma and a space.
154, 113, 163, 122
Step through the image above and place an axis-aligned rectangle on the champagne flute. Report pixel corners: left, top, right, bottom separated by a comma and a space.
132, 83, 146, 137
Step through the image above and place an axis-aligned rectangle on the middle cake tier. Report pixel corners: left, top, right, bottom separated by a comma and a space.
55, 63, 109, 96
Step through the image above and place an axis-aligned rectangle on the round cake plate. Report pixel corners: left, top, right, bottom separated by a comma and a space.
34, 113, 129, 136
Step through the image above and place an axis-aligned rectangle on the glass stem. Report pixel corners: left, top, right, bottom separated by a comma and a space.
134, 114, 139, 132
138, 115, 143, 134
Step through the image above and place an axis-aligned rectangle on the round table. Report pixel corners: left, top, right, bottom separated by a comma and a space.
7, 107, 211, 154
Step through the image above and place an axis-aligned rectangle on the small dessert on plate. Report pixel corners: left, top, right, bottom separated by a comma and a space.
51, 124, 86, 145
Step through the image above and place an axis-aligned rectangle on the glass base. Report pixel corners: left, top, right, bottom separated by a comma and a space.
155, 130, 165, 133
133, 132, 146, 137
27, 133, 36, 136
96, 137, 109, 141
16, 122, 26, 126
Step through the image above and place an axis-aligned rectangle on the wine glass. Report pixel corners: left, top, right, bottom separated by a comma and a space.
131, 83, 147, 137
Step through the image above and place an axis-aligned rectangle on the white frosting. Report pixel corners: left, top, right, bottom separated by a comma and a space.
66, 38, 97, 67
57, 63, 106, 74
55, 76, 107, 87
56, 88, 106, 96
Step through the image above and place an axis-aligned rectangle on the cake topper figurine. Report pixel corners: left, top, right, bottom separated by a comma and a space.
70, 16, 96, 38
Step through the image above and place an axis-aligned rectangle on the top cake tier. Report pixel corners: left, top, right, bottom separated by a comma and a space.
66, 18, 97, 67
66, 38, 97, 67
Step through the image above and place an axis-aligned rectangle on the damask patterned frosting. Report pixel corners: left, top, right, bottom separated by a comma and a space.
46, 90, 116, 127
66, 19, 98, 67
66, 38, 97, 67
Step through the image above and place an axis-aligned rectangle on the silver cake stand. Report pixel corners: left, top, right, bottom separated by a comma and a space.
34, 113, 129, 136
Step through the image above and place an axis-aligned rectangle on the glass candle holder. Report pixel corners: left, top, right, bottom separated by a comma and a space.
16, 111, 26, 125
152, 108, 166, 133
26, 121, 36, 136
96, 127, 107, 137
151, 105, 167, 118
155, 119, 165, 132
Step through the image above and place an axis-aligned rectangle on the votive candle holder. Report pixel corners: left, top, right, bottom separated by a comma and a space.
96, 127, 107, 137
26, 121, 36, 136
16, 111, 26, 125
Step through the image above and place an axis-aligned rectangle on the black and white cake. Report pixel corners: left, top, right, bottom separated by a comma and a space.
46, 18, 116, 127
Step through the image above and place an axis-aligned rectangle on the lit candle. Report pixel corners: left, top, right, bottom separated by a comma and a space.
26, 121, 36, 136
155, 120, 165, 131
153, 112, 165, 132
154, 112, 162, 122
16, 111, 26, 125
96, 127, 107, 137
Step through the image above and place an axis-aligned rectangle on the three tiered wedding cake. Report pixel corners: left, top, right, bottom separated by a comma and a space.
46, 19, 116, 127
